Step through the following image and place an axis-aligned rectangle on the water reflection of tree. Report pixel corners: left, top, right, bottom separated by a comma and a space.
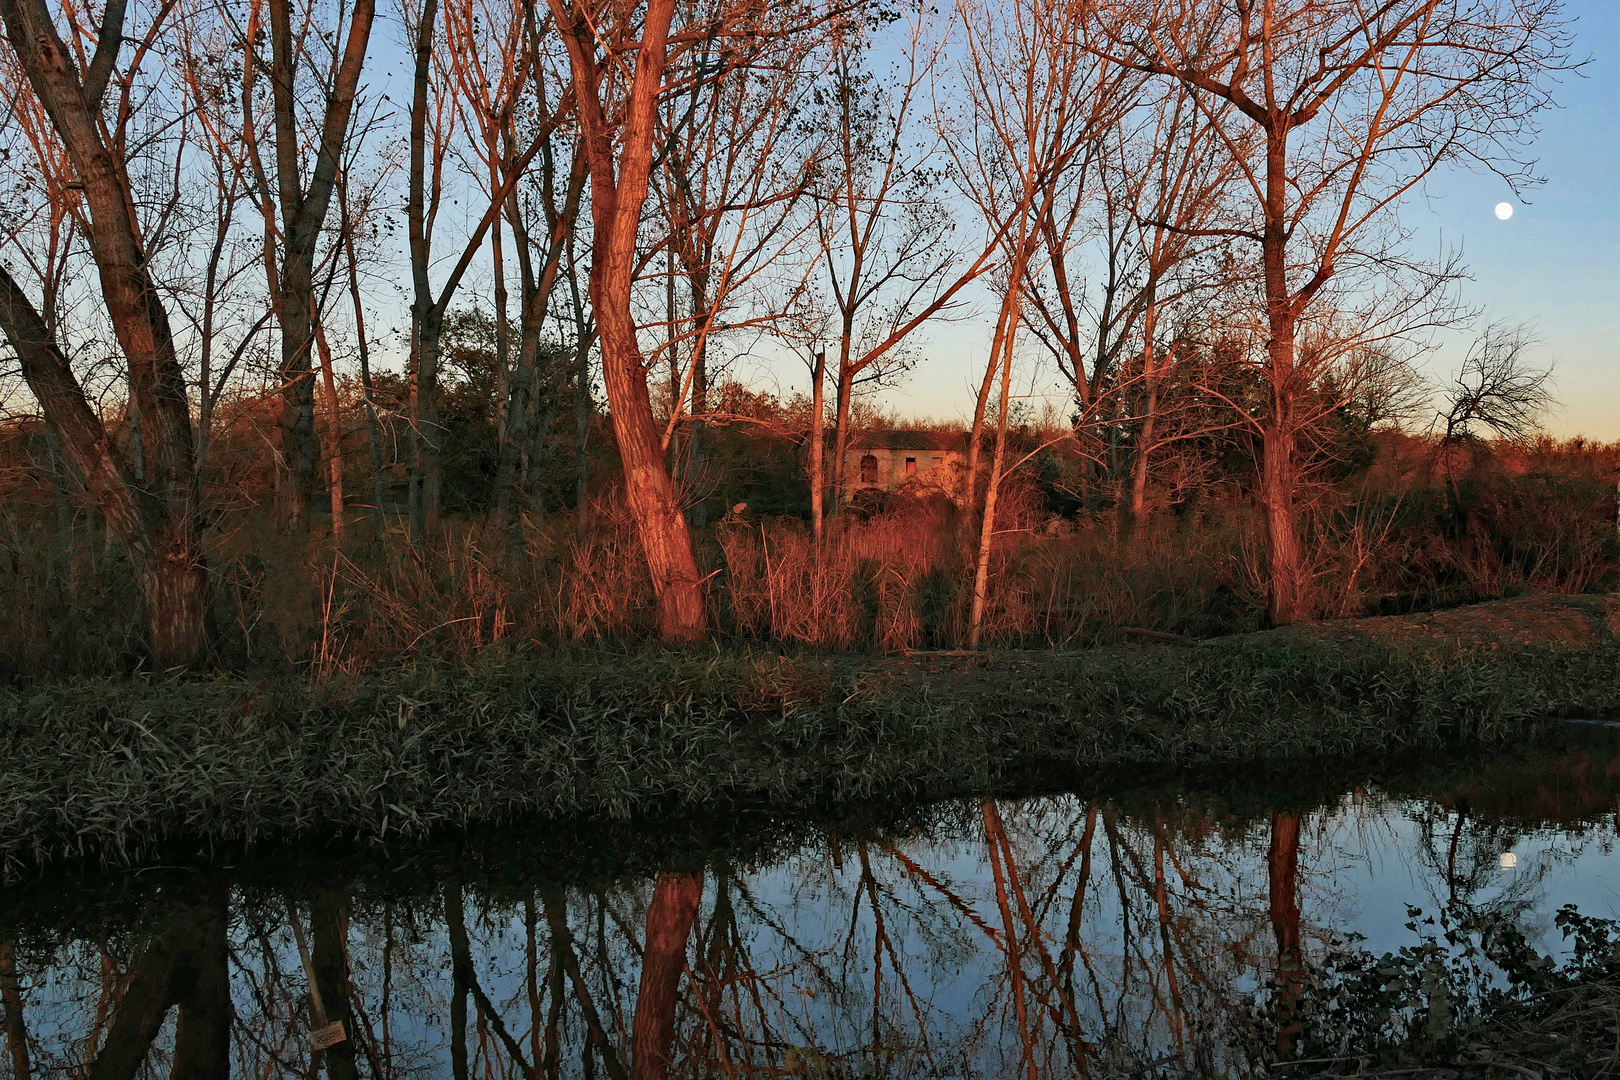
5, 769, 1613, 1079
1412, 802, 1548, 931
22, 883, 236, 1080
990, 798, 1266, 1074
1, 812, 1280, 1078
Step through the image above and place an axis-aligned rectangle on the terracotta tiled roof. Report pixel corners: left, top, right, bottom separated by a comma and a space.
849, 429, 968, 451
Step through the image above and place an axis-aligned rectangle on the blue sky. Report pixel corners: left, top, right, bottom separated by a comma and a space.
1422, 0, 1620, 440
348, 3, 1616, 440
871, 1, 1620, 440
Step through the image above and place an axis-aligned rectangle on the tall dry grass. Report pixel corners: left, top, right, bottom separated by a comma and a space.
1, 439, 1614, 679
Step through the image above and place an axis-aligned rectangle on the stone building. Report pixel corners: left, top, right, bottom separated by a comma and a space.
844, 430, 969, 502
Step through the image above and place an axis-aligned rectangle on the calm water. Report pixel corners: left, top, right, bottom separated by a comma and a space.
2, 734, 1617, 1078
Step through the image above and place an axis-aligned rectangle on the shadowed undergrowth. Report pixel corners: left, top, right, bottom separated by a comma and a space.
3, 613, 1616, 880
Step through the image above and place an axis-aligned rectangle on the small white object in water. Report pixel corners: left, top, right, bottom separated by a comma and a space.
1500, 851, 1518, 869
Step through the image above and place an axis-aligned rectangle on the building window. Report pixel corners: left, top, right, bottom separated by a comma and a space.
860, 454, 878, 484
905, 457, 917, 475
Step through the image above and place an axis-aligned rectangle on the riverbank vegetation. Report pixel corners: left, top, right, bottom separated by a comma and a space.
3, 594, 1616, 878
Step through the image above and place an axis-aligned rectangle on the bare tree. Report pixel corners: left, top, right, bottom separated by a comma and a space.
0, 0, 213, 666
544, 0, 704, 637
652, 7, 821, 528
169, 11, 271, 476
333, 141, 397, 541
404, 0, 557, 539
950, 0, 1100, 646
1435, 322, 1553, 511
812, 14, 1001, 515
439, 0, 585, 535
243, 0, 378, 538
546, 0, 830, 637
995, 67, 1242, 517
1089, 0, 1573, 624
1438, 324, 1553, 449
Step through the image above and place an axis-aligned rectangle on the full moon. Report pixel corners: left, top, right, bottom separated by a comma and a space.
1495, 202, 1514, 221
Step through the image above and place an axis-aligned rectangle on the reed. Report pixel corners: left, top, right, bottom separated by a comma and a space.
3, 436, 1614, 678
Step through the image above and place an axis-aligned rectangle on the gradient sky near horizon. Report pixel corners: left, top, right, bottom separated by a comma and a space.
857, 1, 1620, 441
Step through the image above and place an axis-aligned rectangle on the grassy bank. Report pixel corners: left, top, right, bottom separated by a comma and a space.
3, 594, 1616, 879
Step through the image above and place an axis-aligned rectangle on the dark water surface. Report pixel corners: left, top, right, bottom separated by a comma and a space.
3, 734, 1618, 1078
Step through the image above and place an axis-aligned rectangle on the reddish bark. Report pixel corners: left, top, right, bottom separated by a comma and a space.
630, 871, 703, 1080
549, 0, 705, 640
1268, 811, 1304, 1058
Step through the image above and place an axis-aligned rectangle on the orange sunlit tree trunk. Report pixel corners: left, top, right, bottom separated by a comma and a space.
952, 0, 1103, 646
546, 0, 705, 639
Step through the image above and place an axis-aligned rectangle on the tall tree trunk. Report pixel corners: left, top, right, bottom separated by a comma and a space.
314, 318, 346, 538
569, 247, 593, 520
339, 192, 388, 541
43, 423, 76, 591
1261, 130, 1305, 626
493, 230, 539, 533
265, 0, 378, 538
631, 871, 703, 1080
965, 296, 1013, 508
0, 266, 208, 668
595, 295, 704, 639
404, 0, 541, 540
684, 275, 710, 528
141, 543, 213, 671
829, 335, 854, 506
809, 348, 826, 542
494, 145, 586, 533
552, 0, 705, 640
492, 217, 512, 440
407, 0, 443, 540
1129, 307, 1160, 522
272, 263, 319, 536
969, 283, 1020, 648
412, 312, 445, 538
0, 4, 211, 668
1261, 409, 1305, 626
